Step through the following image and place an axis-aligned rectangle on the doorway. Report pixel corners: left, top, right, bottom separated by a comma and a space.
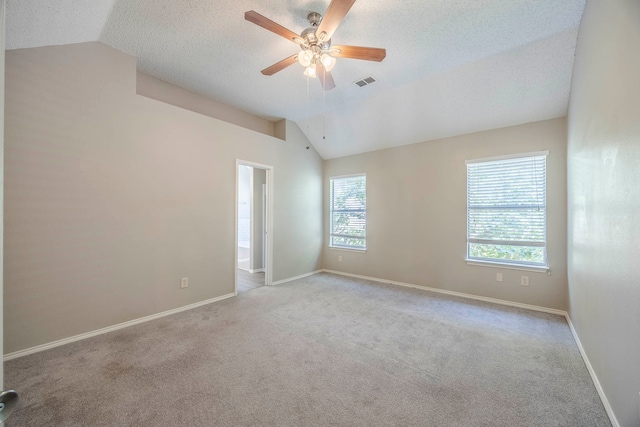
236, 161, 272, 294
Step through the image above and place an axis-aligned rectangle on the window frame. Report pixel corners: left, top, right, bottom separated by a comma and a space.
465, 151, 549, 272
329, 173, 367, 251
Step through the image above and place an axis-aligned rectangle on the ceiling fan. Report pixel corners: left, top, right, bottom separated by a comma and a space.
245, 0, 386, 90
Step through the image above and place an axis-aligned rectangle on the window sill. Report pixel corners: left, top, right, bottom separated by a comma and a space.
328, 246, 367, 253
465, 259, 549, 273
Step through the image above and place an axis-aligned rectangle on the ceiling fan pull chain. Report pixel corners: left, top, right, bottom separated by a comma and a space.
323, 79, 327, 140
306, 74, 311, 140
322, 111, 326, 142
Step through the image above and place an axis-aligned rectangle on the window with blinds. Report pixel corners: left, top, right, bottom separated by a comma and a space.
330, 174, 366, 250
466, 151, 548, 267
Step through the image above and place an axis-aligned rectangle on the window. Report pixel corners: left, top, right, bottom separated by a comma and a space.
330, 174, 366, 250
466, 151, 548, 267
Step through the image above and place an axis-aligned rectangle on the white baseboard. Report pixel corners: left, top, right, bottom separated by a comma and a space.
3, 268, 620, 427
271, 270, 323, 286
321, 269, 567, 316
565, 317, 620, 427
249, 268, 265, 274
4, 293, 236, 361
320, 269, 618, 427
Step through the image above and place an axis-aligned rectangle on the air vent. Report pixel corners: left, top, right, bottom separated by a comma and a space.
354, 76, 376, 87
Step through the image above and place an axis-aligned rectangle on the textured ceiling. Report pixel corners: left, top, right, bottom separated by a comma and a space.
6, 0, 585, 159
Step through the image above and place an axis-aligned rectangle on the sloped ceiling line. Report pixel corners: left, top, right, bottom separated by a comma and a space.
6, 0, 585, 159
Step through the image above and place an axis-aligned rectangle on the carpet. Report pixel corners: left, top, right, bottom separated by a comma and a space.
4, 273, 611, 426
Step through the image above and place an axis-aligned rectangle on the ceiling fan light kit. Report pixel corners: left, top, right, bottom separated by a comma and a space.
245, 0, 386, 90
304, 62, 317, 78
297, 47, 337, 77
320, 53, 337, 72
297, 49, 313, 67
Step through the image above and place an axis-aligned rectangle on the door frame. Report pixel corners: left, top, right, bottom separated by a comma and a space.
1, 0, 6, 388
235, 160, 273, 295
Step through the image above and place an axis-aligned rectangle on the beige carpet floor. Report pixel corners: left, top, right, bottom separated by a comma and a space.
5, 273, 610, 426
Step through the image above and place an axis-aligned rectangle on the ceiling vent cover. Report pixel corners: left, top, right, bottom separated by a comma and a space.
355, 76, 376, 87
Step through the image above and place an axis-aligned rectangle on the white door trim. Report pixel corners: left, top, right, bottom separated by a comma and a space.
1, 0, 7, 389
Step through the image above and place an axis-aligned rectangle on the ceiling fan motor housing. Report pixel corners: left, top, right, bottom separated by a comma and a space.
307, 12, 321, 26
301, 13, 332, 51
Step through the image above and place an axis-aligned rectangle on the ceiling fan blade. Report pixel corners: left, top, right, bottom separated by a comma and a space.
317, 64, 336, 91
316, 0, 356, 43
261, 54, 299, 76
245, 11, 302, 44
331, 45, 386, 62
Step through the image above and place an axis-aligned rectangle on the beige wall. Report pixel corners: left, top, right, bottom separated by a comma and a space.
251, 168, 266, 271
137, 72, 275, 138
4, 42, 323, 354
567, 0, 640, 425
323, 118, 568, 310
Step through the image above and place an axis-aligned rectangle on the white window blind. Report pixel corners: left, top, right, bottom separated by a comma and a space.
466, 152, 548, 266
330, 175, 366, 250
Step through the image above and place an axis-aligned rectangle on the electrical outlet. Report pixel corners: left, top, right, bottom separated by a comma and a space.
180, 277, 188, 289
521, 276, 529, 286
496, 273, 503, 282
338, 255, 343, 263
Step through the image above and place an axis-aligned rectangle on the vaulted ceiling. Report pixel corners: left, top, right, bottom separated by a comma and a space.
6, 0, 585, 159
